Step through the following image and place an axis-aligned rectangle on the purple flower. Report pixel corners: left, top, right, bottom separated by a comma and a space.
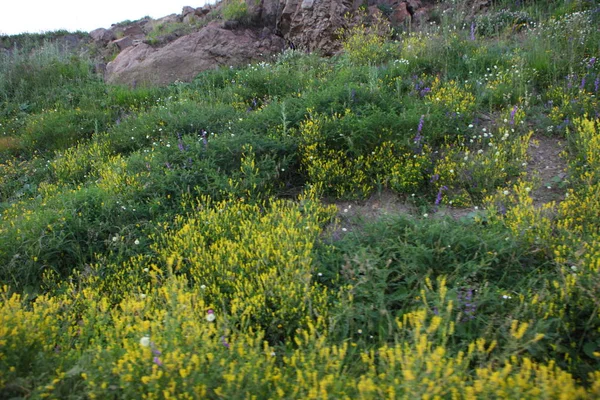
588, 57, 597, 69
470, 22, 476, 41
434, 186, 448, 206
580, 76, 586, 91
153, 357, 162, 366
510, 106, 518, 125
430, 174, 439, 183
221, 335, 230, 349
457, 287, 477, 322
595, 74, 599, 93
177, 133, 186, 152
414, 115, 425, 144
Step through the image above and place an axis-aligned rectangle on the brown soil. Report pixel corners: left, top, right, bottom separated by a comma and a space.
526, 134, 568, 206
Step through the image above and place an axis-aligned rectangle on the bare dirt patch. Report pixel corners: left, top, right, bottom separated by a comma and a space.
526, 134, 568, 206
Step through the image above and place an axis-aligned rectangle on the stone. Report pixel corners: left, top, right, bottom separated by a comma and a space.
183, 13, 200, 24
301, 0, 316, 10
122, 25, 145, 40
182, 6, 196, 16
105, 22, 286, 86
112, 36, 133, 51
89, 28, 115, 43
391, 2, 411, 24
198, 5, 212, 16
222, 20, 240, 30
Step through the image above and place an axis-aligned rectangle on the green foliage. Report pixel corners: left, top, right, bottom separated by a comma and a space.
2, 2, 600, 397
222, 0, 250, 24
19, 108, 111, 155
474, 10, 534, 37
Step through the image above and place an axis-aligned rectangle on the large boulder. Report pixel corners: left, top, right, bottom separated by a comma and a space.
277, 0, 353, 55
105, 22, 285, 86
89, 28, 116, 44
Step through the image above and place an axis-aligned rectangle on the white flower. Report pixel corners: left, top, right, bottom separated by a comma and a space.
143, 268, 149, 273
423, 213, 429, 218
502, 295, 512, 299
342, 228, 347, 232
200, 284, 206, 290
503, 190, 509, 195
206, 310, 216, 322
571, 265, 577, 272
140, 336, 151, 347
140, 294, 146, 299
525, 187, 531, 193
134, 239, 140, 245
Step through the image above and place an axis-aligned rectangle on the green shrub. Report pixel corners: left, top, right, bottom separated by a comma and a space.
19, 108, 111, 155
222, 0, 250, 24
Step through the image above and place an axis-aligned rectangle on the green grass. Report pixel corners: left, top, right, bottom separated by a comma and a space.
1, 1, 600, 397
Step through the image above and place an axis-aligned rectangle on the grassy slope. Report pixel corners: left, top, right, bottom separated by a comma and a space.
1, 0, 600, 398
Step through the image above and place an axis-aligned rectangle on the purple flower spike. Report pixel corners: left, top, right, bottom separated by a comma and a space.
588, 57, 597, 69
510, 106, 518, 125
434, 185, 448, 206
414, 115, 425, 144
153, 357, 162, 366
470, 22, 476, 41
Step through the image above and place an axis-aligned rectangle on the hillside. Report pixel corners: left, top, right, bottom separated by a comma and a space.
1, 0, 600, 398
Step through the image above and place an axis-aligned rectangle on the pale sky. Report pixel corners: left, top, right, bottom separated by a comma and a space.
0, 0, 214, 35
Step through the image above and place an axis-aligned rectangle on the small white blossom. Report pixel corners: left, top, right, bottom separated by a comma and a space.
206, 310, 216, 322
140, 336, 151, 347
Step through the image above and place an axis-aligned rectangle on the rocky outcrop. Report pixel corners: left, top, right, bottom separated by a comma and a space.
105, 22, 285, 86
89, 28, 115, 44
98, 1, 433, 86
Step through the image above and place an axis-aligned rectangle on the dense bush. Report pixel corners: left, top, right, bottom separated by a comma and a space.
1, 2, 600, 397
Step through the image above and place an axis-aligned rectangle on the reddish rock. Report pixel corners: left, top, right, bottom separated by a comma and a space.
111, 36, 133, 51
105, 22, 285, 86
182, 6, 195, 16
122, 25, 145, 40
183, 13, 200, 24
89, 28, 115, 43
391, 2, 411, 24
